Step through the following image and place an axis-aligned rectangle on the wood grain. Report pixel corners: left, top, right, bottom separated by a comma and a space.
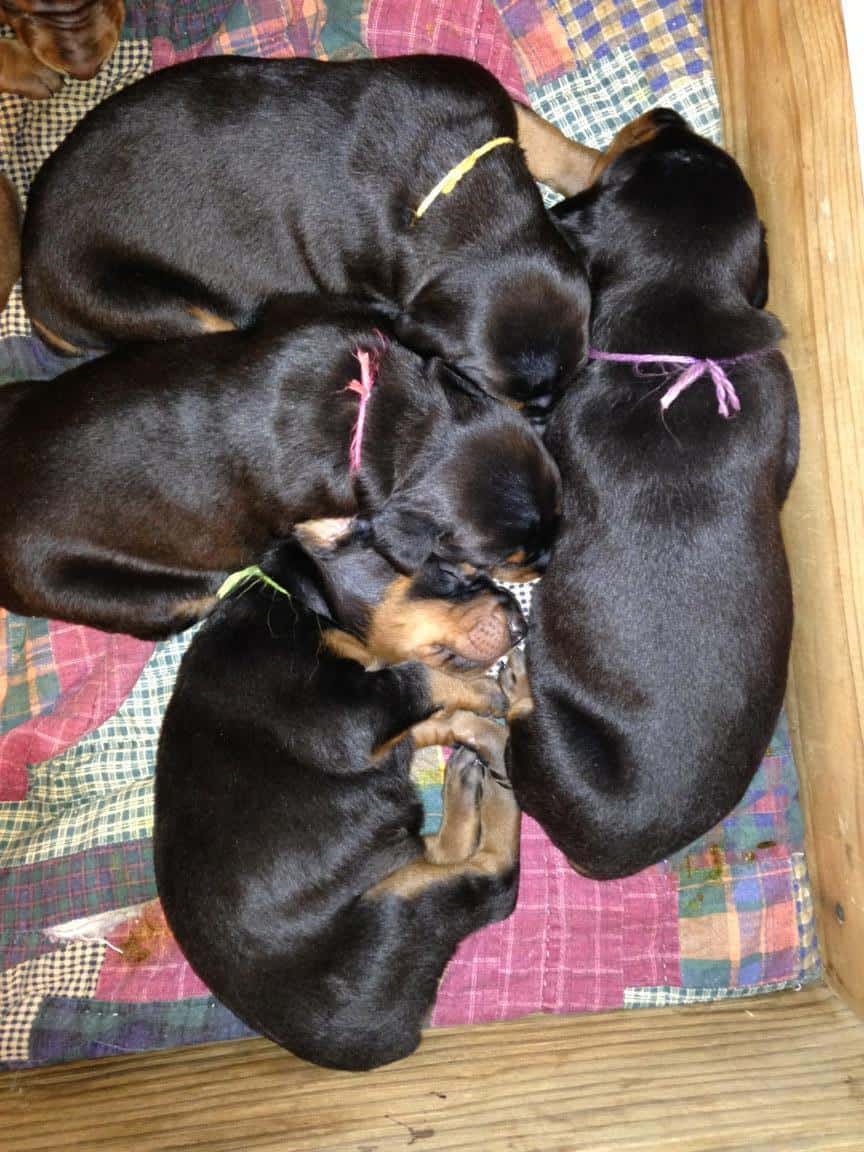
3, 987, 863, 1151
706, 0, 864, 1012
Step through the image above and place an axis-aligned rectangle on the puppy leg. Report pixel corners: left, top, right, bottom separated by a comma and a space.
498, 648, 534, 721
424, 747, 484, 864
513, 102, 601, 196
424, 668, 508, 717
409, 710, 507, 769
18, 550, 223, 638
367, 742, 520, 899
0, 40, 63, 99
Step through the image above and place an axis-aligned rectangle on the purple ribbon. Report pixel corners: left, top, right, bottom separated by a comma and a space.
587, 348, 771, 419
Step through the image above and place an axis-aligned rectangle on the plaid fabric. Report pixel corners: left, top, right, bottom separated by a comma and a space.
0, 0, 822, 1069
494, 0, 710, 92
367, 0, 526, 99
0, 940, 103, 1062
0, 615, 153, 802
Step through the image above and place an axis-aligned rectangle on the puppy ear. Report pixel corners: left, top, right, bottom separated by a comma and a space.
749, 225, 770, 309
366, 499, 443, 574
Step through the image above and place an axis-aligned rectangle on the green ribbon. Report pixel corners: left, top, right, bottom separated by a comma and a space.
216, 565, 292, 601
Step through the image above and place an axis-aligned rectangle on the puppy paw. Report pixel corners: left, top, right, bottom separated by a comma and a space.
444, 746, 485, 809
0, 42, 64, 99
499, 648, 527, 703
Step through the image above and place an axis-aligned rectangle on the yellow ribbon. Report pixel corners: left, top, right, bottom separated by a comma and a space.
414, 136, 515, 220
216, 565, 292, 601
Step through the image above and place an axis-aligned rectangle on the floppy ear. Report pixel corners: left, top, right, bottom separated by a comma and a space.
750, 225, 770, 309
366, 499, 443, 574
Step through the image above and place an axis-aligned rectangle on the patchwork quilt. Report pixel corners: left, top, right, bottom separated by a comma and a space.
0, 0, 821, 1068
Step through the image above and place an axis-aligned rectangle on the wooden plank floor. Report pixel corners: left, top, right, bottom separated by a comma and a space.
3, 987, 864, 1152
4, 2, 864, 1149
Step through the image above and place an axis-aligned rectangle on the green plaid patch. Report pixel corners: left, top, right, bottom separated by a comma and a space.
0, 633, 191, 867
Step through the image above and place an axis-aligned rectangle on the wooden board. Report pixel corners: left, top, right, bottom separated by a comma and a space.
706, 0, 864, 1013
3, 987, 864, 1151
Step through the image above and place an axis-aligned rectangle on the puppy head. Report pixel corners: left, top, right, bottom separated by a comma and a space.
292, 519, 526, 671
6, 0, 124, 81
397, 254, 589, 416
552, 109, 770, 311
362, 373, 562, 578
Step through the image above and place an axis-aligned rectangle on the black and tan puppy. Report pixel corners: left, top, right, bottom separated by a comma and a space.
22, 53, 592, 416
507, 110, 799, 878
155, 532, 528, 1070
0, 297, 560, 637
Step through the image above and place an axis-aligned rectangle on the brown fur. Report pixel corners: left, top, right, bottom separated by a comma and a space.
0, 0, 123, 94
0, 173, 19, 313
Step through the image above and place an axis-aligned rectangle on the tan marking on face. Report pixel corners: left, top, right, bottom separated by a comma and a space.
365, 577, 516, 668
18, 0, 124, 80
294, 517, 354, 549
322, 627, 378, 669
187, 305, 237, 334
513, 101, 602, 197
490, 562, 541, 584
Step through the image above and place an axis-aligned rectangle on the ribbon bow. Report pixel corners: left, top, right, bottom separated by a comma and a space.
346, 340, 386, 474
587, 348, 771, 419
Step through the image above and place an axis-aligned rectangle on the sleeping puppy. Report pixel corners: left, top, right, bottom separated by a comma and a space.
155, 532, 528, 1070
0, 0, 123, 97
22, 53, 593, 416
0, 297, 560, 637
507, 110, 799, 878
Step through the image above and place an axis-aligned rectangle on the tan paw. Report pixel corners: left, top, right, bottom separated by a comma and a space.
0, 42, 64, 99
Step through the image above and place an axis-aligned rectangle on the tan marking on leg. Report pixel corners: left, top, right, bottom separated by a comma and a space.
366, 748, 520, 900
171, 594, 218, 624
424, 749, 483, 864
409, 711, 507, 768
498, 648, 534, 721
31, 317, 85, 357
187, 305, 237, 334
514, 101, 602, 196
423, 668, 507, 717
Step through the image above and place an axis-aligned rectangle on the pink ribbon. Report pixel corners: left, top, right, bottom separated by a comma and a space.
346, 337, 386, 473
587, 348, 770, 419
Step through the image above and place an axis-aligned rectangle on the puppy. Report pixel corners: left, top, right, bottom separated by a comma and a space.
0, 172, 19, 312
0, 0, 123, 97
0, 297, 560, 637
22, 53, 591, 416
507, 110, 799, 878
155, 533, 528, 1070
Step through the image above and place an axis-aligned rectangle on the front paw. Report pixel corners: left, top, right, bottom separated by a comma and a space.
0, 41, 64, 99
465, 674, 508, 717
499, 648, 528, 704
